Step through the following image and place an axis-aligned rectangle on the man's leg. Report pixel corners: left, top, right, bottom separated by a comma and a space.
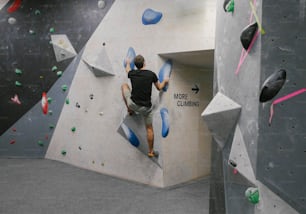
146, 124, 155, 156
121, 83, 134, 115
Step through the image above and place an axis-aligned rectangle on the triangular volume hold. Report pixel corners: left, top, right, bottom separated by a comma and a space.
51, 34, 77, 62
201, 92, 241, 148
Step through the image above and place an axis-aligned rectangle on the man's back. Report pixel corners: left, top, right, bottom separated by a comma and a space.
128, 69, 158, 107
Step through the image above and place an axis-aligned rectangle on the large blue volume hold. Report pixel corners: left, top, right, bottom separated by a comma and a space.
121, 123, 140, 147
158, 60, 172, 92
142, 8, 163, 25
160, 108, 169, 138
123, 47, 136, 70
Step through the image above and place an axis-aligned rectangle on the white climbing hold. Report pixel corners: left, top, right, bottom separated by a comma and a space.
8, 17, 16, 25
98, 0, 106, 9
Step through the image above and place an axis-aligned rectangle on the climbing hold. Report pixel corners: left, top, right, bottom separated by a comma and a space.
49, 124, 55, 129
92, 160, 95, 164
240, 22, 258, 50
142, 8, 163, 25
48, 110, 53, 115
65, 98, 70, 104
98, 0, 106, 9
160, 108, 169, 138
233, 168, 238, 174
78, 146, 82, 150
245, 187, 260, 204
123, 47, 136, 70
120, 123, 140, 147
15, 68, 22, 75
75, 102, 80, 108
11, 94, 21, 104
71, 127, 76, 132
51, 66, 58, 72
223, 0, 234, 12
229, 159, 237, 167
39, 76, 44, 79
61, 84, 68, 92
8, 17, 16, 25
15, 81, 22, 87
89, 94, 94, 100
41, 92, 48, 115
34, 9, 41, 15
7, 0, 22, 13
37, 140, 44, 147
47, 97, 52, 104
57, 71, 63, 77
61, 150, 67, 155
99, 112, 103, 116
85, 108, 88, 113
260, 69, 286, 102
158, 60, 172, 92
49, 27, 55, 33
10, 140, 16, 144
29, 29, 36, 35
12, 128, 16, 132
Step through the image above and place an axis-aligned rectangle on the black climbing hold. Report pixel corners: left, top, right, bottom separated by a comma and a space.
240, 22, 258, 50
260, 69, 286, 102
229, 159, 237, 167
89, 94, 94, 100
76, 102, 80, 108
102, 42, 106, 46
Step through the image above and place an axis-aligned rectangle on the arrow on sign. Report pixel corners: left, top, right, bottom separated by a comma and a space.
192, 84, 199, 94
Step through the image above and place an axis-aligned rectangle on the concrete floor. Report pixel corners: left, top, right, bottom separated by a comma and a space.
0, 159, 210, 214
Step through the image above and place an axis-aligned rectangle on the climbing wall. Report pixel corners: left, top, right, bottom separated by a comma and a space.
0, 0, 114, 157
207, 0, 304, 213
46, 0, 216, 187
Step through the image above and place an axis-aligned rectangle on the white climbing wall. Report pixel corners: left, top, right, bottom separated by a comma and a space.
46, 0, 216, 187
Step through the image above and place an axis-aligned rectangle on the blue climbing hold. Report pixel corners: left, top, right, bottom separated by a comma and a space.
121, 123, 140, 147
160, 108, 169, 138
123, 47, 136, 70
158, 60, 172, 92
142, 8, 163, 25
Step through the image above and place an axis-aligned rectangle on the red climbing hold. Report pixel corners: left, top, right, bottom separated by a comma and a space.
10, 140, 16, 144
41, 92, 48, 115
12, 128, 16, 132
7, 0, 22, 13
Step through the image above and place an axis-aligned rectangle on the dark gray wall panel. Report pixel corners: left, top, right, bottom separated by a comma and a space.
257, 1, 306, 213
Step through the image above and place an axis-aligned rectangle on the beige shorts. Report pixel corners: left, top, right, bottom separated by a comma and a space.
123, 88, 153, 125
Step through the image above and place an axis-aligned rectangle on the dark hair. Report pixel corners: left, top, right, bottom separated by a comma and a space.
134, 55, 145, 69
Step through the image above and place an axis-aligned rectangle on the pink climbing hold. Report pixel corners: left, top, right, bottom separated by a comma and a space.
7, 0, 22, 13
11, 94, 21, 104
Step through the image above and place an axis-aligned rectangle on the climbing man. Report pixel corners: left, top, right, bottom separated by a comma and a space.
121, 55, 169, 158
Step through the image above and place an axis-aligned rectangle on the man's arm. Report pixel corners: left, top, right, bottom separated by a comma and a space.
154, 78, 169, 91
125, 58, 131, 73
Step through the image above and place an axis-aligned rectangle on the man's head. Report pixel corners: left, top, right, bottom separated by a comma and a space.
134, 55, 145, 69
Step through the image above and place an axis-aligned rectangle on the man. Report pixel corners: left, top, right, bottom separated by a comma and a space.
121, 55, 169, 158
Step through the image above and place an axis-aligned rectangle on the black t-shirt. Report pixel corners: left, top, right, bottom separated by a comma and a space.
128, 69, 158, 107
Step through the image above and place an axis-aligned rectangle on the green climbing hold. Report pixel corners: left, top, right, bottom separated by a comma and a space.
34, 9, 41, 15
48, 110, 53, 115
71, 127, 76, 132
37, 140, 44, 147
51, 66, 58, 72
15, 81, 22, 86
49, 27, 55, 33
49, 124, 55, 129
224, 0, 234, 13
47, 97, 52, 104
245, 187, 260, 204
61, 150, 67, 155
15, 68, 22, 75
57, 71, 63, 77
61, 84, 68, 92
65, 98, 70, 104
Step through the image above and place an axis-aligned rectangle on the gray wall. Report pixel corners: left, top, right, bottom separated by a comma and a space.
212, 0, 304, 213
257, 1, 306, 213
